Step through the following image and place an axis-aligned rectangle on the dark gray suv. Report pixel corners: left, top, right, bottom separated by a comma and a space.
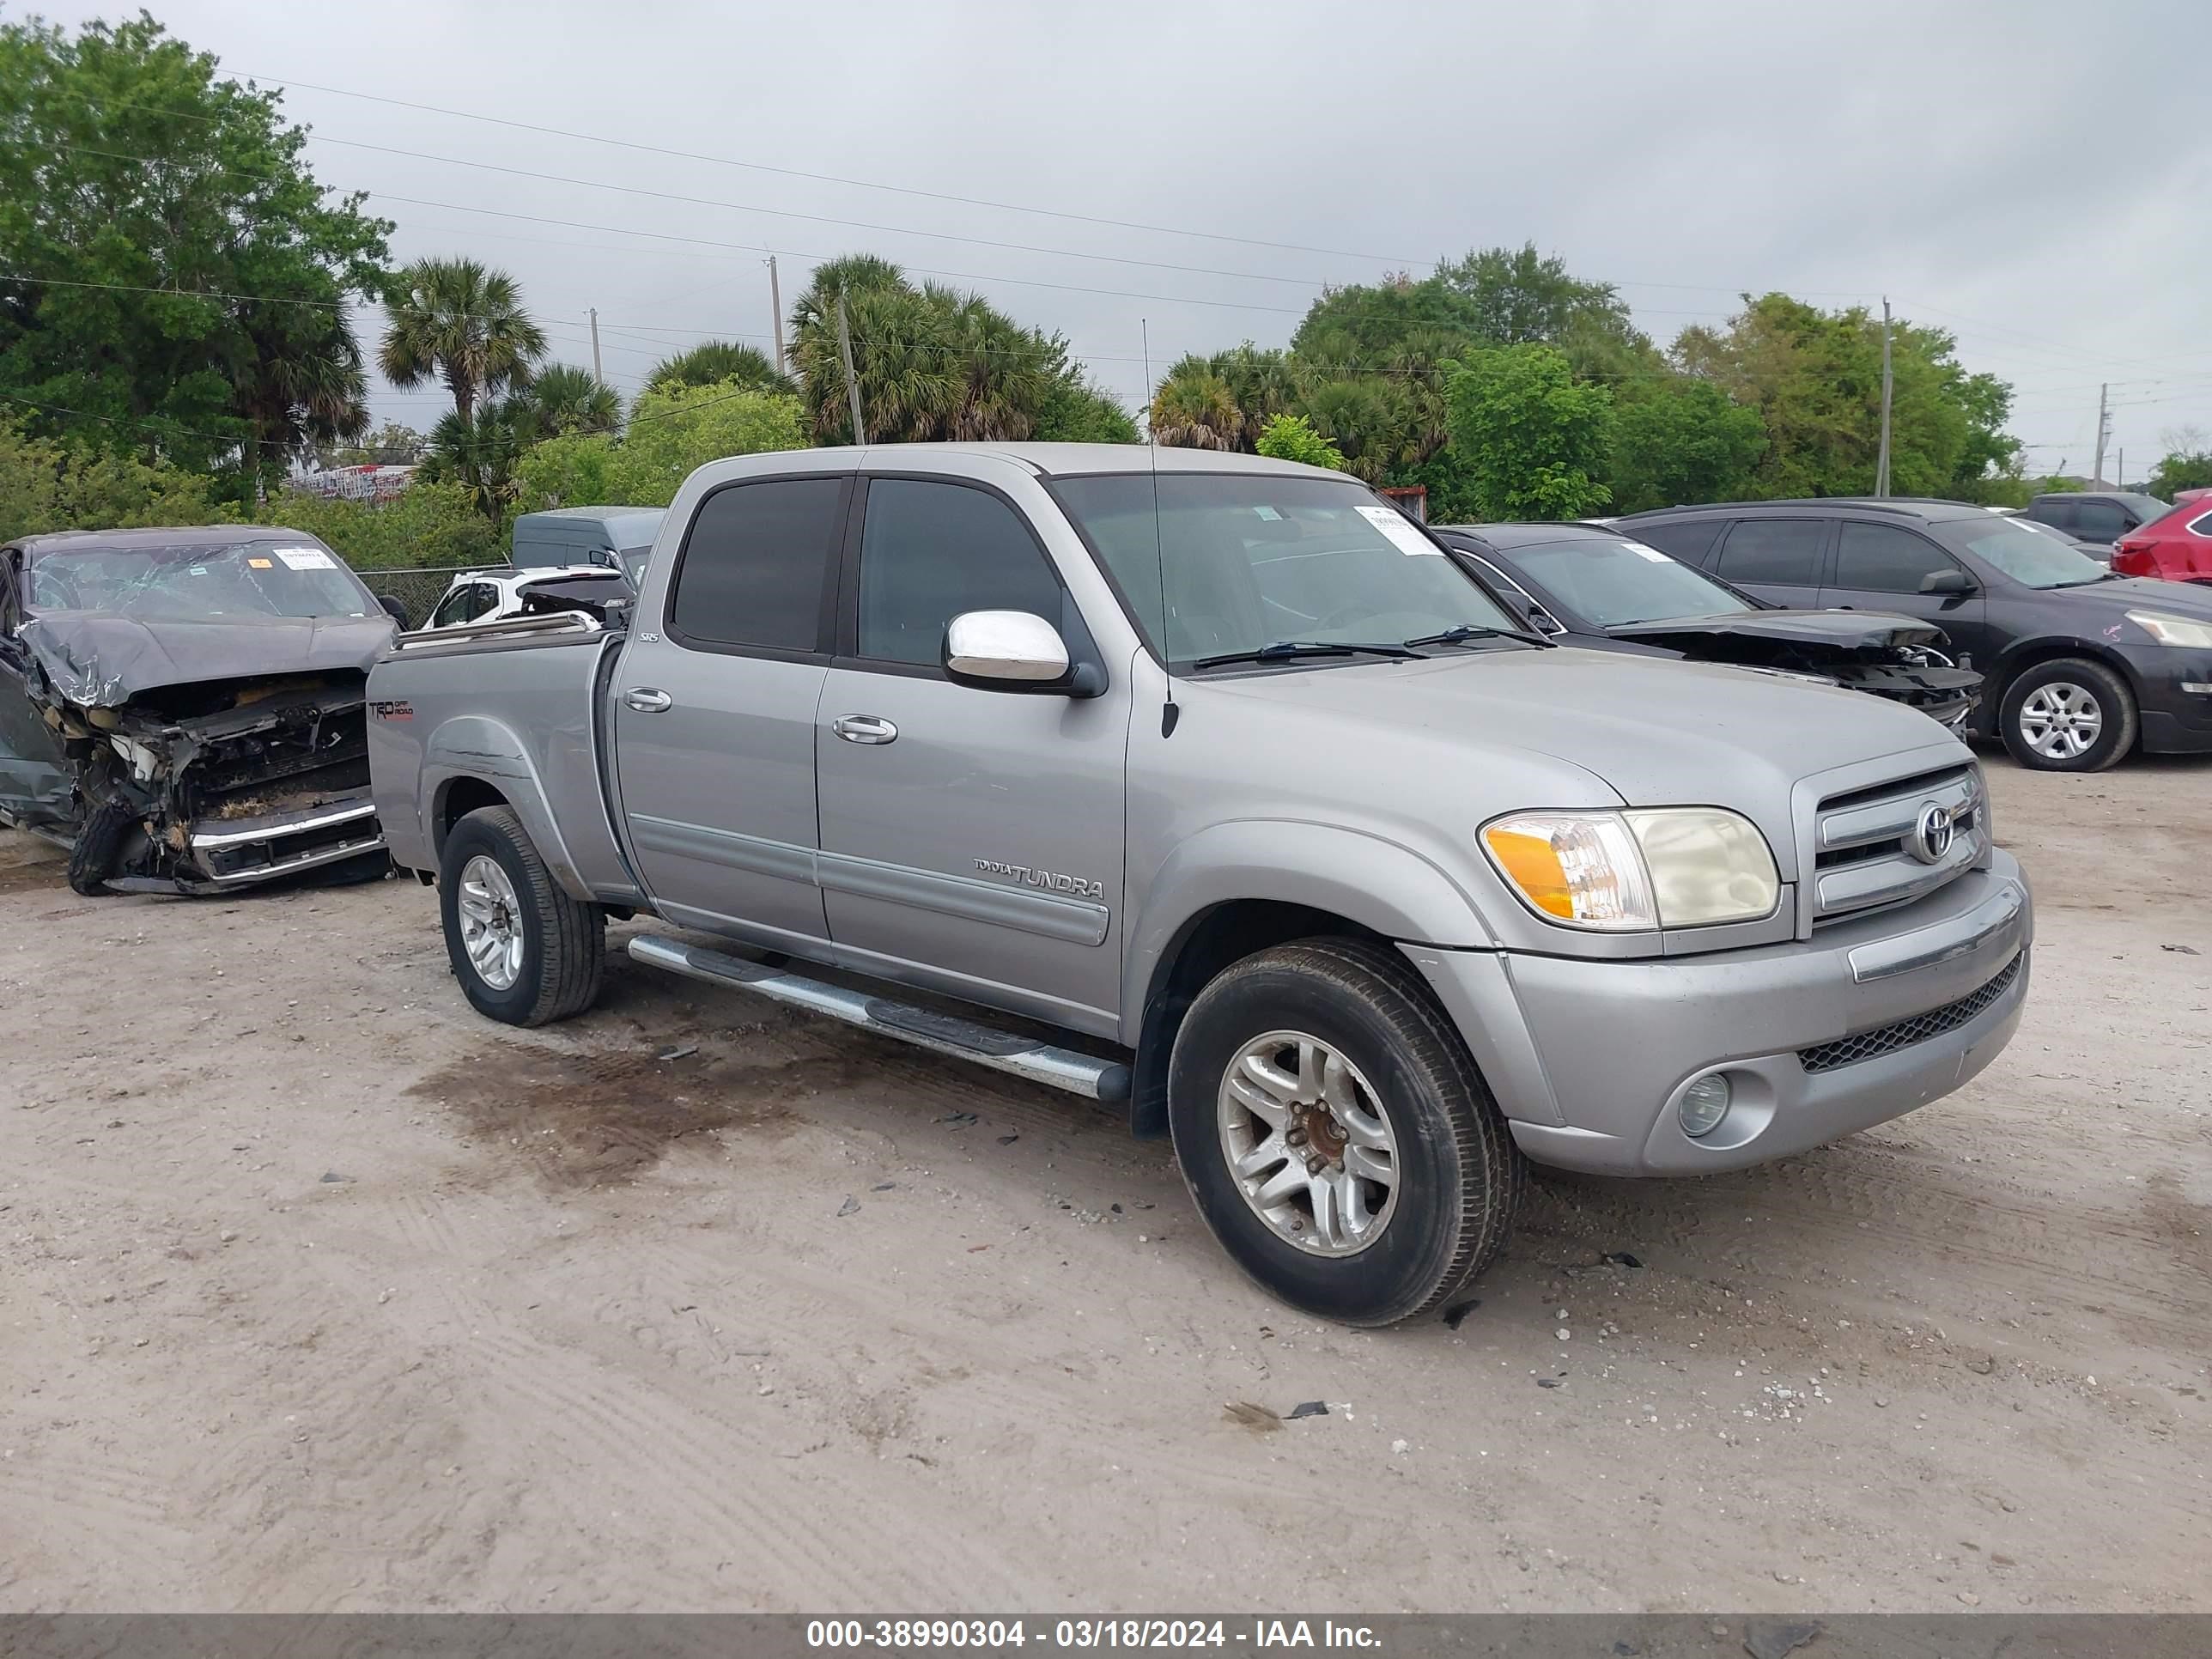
1616, 498, 2212, 773
2021, 490, 2171, 555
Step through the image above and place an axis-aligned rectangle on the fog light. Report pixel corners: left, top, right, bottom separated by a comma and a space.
1679, 1074, 1732, 1138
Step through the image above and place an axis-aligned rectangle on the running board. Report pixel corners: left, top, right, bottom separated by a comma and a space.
627, 934, 1132, 1103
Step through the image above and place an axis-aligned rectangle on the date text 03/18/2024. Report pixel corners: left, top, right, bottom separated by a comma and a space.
804, 1621, 1382, 1650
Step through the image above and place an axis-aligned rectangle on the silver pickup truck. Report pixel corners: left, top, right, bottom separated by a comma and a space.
367, 444, 2033, 1325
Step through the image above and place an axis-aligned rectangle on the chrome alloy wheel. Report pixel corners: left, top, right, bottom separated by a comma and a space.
456, 854, 526, 990
1217, 1030, 1400, 1256
2019, 682, 2104, 761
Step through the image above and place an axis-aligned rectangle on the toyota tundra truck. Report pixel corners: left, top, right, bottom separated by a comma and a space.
365, 444, 2033, 1326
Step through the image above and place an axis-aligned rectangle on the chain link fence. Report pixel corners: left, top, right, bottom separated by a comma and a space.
355, 564, 511, 629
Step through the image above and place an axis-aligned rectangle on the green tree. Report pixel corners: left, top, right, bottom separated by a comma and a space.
646, 339, 793, 397
328, 420, 427, 467
1674, 295, 2016, 500
513, 380, 805, 512
0, 14, 391, 480
513, 363, 620, 437
1606, 376, 1768, 514
1147, 360, 1243, 449
380, 258, 547, 424
1031, 374, 1139, 444
1443, 345, 1615, 520
2148, 441, 2212, 500
1436, 243, 1643, 358
1253, 413, 1346, 471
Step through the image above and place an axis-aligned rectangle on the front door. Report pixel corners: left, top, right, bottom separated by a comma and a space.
612, 473, 849, 947
1820, 520, 1992, 663
815, 477, 1130, 1035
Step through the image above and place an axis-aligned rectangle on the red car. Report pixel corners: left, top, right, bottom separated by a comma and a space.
2112, 500, 2212, 585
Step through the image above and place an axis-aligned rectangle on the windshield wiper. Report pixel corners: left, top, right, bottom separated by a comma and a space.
1190, 640, 1428, 670
1402, 623, 1555, 650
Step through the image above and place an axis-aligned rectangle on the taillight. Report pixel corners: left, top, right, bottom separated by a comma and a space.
2112, 544, 2149, 576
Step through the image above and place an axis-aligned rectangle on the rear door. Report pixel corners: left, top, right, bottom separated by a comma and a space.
1709, 517, 1832, 605
1820, 520, 1993, 660
611, 471, 851, 947
813, 471, 1130, 1034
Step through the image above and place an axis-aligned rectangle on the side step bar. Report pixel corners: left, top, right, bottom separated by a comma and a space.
628, 934, 1132, 1103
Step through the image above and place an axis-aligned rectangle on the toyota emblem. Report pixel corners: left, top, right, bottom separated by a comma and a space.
1911, 802, 1956, 865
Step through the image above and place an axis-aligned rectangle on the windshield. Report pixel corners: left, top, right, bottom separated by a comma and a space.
1504, 536, 1752, 625
1054, 473, 1519, 667
620, 545, 651, 587
2114, 492, 2171, 520
27, 538, 375, 620
1952, 520, 2114, 588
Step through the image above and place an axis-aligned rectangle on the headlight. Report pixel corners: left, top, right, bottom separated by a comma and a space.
1481, 808, 1780, 932
2126, 609, 2212, 649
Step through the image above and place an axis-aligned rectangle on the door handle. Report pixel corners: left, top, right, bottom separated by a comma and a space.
832, 714, 898, 744
623, 687, 673, 713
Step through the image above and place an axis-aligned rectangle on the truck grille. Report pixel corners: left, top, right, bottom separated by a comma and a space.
1810, 763, 1983, 924
1797, 952, 2023, 1074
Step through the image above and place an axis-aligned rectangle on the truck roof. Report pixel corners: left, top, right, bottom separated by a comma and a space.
849, 442, 1344, 481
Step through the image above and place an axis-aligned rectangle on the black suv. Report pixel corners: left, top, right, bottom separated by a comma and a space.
1614, 498, 2212, 773
2021, 490, 2171, 554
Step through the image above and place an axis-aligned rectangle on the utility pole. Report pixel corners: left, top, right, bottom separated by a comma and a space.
836, 290, 866, 445
766, 255, 786, 379
1875, 297, 1893, 498
2092, 383, 2110, 486
2116, 447, 2124, 488
588, 307, 604, 383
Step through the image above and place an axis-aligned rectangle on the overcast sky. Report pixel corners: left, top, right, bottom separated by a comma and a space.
54, 0, 2212, 478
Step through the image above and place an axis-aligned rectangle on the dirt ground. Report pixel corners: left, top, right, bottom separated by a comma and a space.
1, 754, 2206, 1615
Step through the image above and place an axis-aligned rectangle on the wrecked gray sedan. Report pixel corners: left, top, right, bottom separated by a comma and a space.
0, 526, 399, 895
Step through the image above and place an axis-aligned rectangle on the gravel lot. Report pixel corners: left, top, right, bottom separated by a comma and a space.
2, 754, 2206, 1613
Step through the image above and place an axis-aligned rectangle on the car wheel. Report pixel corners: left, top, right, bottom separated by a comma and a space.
1168, 938, 1525, 1327
66, 797, 137, 896
1999, 658, 2136, 773
438, 805, 605, 1025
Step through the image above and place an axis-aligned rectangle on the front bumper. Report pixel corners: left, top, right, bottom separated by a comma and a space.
185, 797, 385, 887
1404, 851, 2033, 1176
2124, 642, 2212, 754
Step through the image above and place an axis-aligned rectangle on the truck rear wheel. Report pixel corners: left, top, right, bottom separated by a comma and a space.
1168, 939, 1524, 1327
439, 805, 605, 1025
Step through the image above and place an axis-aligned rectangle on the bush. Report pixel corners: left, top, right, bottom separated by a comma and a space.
0, 418, 221, 541
513, 382, 807, 514
1254, 413, 1346, 471
255, 479, 502, 568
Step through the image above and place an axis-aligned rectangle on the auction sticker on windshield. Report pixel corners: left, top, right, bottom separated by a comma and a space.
1357, 503, 1442, 556
1620, 541, 1673, 562
275, 546, 337, 571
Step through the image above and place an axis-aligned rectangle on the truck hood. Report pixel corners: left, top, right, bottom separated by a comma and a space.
19, 611, 395, 709
1604, 608, 1943, 654
1195, 646, 1967, 878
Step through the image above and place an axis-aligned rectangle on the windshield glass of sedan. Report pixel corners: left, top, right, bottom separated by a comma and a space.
1952, 520, 2113, 588
1508, 537, 1753, 625
27, 540, 374, 620
1054, 473, 1518, 665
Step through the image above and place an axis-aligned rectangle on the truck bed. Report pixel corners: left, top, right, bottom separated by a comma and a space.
365, 615, 643, 903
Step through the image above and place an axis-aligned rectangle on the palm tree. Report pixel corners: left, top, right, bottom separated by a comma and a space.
232, 307, 371, 475
1148, 358, 1243, 450
646, 340, 793, 397
422, 400, 529, 523
380, 258, 548, 424
514, 363, 620, 437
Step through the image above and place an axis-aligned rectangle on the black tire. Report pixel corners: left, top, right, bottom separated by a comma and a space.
438, 805, 605, 1025
67, 797, 136, 896
1167, 938, 1525, 1327
1998, 657, 2136, 773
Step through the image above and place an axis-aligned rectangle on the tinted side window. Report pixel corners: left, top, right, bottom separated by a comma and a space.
1833, 523, 1957, 592
430, 584, 477, 628
669, 477, 843, 652
1632, 519, 1724, 567
2073, 501, 2126, 541
2027, 499, 2075, 532
1717, 519, 1826, 586
855, 479, 1061, 667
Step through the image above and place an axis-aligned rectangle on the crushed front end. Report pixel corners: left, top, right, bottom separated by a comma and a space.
45, 672, 385, 894
1607, 615, 1984, 729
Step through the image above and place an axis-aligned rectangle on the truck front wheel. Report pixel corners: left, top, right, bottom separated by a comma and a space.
1168, 939, 1524, 1327
439, 805, 605, 1026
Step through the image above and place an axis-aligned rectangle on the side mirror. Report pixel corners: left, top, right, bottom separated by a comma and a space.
945, 609, 1091, 695
1919, 569, 1976, 596
377, 593, 412, 627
